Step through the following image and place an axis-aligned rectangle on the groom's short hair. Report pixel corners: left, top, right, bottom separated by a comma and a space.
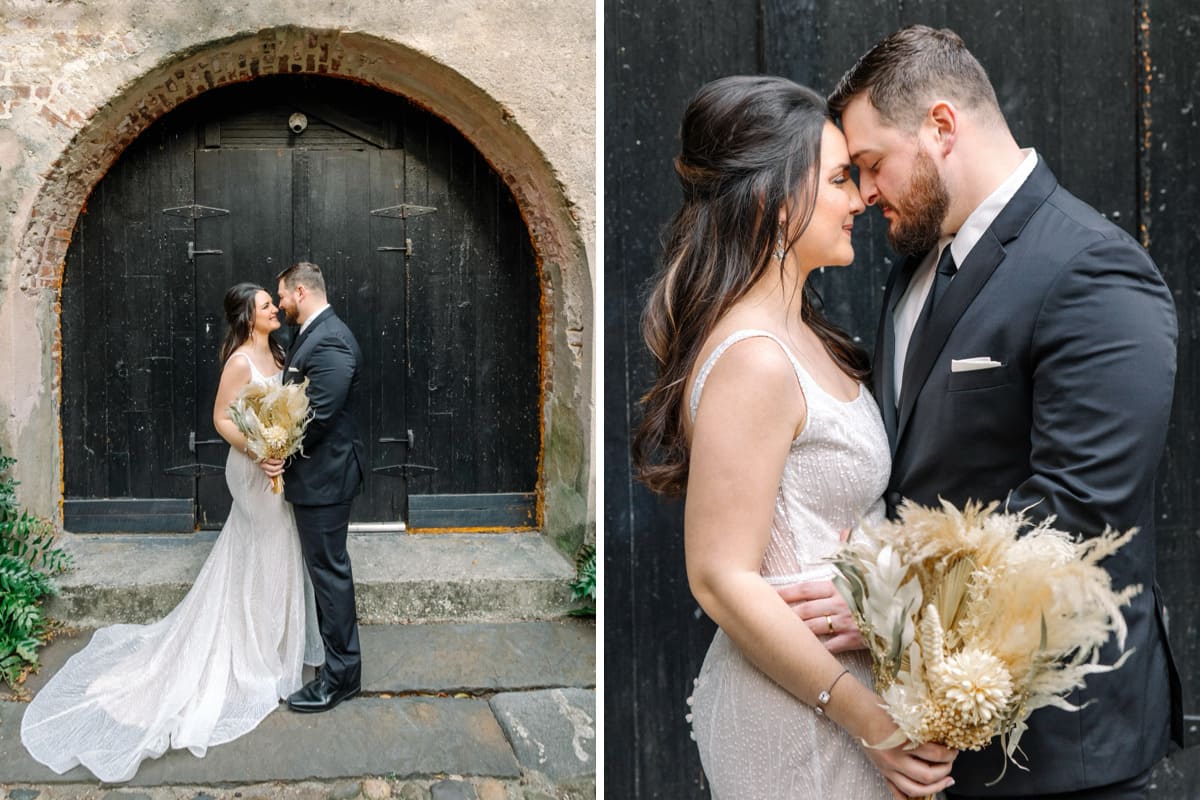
828, 25, 1003, 132
277, 261, 327, 295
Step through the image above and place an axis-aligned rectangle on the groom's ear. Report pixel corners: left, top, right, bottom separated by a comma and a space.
926, 100, 958, 156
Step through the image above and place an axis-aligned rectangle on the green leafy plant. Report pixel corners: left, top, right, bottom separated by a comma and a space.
568, 544, 596, 617
0, 444, 72, 696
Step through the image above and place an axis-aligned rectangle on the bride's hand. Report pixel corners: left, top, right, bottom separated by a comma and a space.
865, 737, 957, 799
777, 580, 865, 653
258, 457, 285, 478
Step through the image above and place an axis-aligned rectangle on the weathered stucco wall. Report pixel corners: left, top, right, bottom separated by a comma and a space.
0, 1, 595, 548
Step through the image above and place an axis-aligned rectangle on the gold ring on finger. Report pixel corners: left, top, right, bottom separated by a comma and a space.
825, 614, 834, 635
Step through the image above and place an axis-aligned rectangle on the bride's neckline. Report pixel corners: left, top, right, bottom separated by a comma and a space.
699, 328, 863, 405
231, 349, 282, 380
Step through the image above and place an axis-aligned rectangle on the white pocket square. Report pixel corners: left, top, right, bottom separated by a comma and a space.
951, 357, 1002, 373
287, 366, 301, 373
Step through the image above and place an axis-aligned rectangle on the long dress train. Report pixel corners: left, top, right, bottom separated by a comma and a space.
21, 353, 323, 782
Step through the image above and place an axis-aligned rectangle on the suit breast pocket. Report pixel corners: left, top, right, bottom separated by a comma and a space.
946, 363, 1011, 392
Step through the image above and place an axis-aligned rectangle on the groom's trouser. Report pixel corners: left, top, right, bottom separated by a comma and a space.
293, 500, 362, 688
947, 766, 1151, 800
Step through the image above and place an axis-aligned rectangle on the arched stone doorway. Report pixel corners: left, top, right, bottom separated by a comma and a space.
13, 28, 590, 546
60, 75, 541, 532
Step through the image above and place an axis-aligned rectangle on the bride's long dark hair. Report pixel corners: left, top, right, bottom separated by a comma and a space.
633, 76, 869, 497
219, 282, 286, 366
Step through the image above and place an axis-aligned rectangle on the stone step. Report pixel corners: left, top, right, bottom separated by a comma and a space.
0, 622, 597, 787
46, 532, 579, 627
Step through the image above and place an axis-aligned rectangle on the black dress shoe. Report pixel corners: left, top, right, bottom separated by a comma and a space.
286, 675, 360, 713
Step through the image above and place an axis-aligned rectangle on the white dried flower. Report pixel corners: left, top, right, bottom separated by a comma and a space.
879, 681, 928, 742
262, 424, 289, 451
935, 648, 1012, 726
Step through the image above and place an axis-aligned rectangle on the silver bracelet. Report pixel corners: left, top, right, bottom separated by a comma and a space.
813, 668, 850, 717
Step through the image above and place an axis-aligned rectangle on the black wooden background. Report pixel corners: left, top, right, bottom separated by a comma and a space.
604, 0, 1200, 795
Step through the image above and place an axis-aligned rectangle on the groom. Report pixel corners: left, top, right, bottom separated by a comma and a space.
790, 25, 1181, 799
267, 261, 365, 713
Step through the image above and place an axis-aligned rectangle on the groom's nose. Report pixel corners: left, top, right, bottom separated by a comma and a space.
858, 170, 880, 206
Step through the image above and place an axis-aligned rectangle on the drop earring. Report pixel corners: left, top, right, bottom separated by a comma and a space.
773, 228, 787, 261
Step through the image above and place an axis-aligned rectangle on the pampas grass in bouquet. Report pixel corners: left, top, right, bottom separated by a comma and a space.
228, 378, 312, 494
831, 499, 1139, 788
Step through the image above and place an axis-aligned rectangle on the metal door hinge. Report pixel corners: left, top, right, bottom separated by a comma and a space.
165, 463, 226, 477
372, 463, 437, 479
162, 204, 230, 219
370, 204, 437, 219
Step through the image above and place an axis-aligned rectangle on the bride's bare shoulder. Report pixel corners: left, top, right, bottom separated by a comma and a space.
221, 351, 253, 379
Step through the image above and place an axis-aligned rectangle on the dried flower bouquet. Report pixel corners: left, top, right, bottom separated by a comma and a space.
228, 378, 312, 494
831, 499, 1138, 785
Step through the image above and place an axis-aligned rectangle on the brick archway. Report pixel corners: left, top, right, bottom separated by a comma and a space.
16, 27, 590, 545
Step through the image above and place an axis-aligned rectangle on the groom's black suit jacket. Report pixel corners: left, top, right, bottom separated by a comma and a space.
282, 307, 365, 506
873, 160, 1182, 796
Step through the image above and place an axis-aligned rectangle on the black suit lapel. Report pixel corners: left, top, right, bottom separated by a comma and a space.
895, 231, 1006, 441
283, 307, 334, 377
894, 159, 1059, 448
873, 255, 921, 452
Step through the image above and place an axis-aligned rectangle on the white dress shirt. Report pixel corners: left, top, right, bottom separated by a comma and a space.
298, 303, 331, 337
892, 148, 1039, 405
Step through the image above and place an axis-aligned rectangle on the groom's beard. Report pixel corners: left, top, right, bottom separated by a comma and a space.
882, 148, 950, 257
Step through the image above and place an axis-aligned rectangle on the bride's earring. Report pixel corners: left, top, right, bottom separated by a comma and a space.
773, 227, 787, 261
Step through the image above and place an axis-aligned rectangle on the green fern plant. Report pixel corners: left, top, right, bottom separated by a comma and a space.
0, 444, 72, 695
568, 544, 596, 617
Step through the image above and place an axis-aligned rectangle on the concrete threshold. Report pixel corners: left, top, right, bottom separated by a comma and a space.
46, 531, 578, 627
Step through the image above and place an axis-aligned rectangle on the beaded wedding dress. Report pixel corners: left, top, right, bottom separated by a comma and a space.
687, 330, 893, 799
22, 353, 323, 782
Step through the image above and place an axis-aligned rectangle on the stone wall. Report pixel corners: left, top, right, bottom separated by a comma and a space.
0, 1, 595, 548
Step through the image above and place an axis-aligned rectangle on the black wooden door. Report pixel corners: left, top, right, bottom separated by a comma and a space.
61, 76, 540, 532
606, 0, 1200, 796
60, 122, 200, 533
190, 146, 413, 527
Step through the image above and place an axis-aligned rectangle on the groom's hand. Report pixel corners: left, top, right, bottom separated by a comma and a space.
259, 457, 285, 479
778, 580, 865, 653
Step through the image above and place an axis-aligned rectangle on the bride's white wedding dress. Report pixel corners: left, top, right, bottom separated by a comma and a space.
687, 330, 893, 799
21, 353, 323, 782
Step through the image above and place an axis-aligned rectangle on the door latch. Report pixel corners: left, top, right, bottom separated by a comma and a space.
376, 239, 414, 257
187, 241, 224, 261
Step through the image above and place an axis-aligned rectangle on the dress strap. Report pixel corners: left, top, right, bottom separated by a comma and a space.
689, 329, 816, 423
226, 351, 264, 381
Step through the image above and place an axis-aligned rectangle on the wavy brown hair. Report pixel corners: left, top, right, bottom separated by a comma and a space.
219, 282, 285, 367
633, 76, 869, 497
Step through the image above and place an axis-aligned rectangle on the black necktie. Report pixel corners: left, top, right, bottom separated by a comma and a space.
905, 245, 957, 363
284, 326, 301, 371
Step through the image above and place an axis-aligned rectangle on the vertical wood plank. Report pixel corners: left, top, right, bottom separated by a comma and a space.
99, 143, 133, 498
164, 121, 199, 505
371, 147, 409, 521
402, 110, 443, 497
1143, 0, 1200, 742
493, 187, 540, 492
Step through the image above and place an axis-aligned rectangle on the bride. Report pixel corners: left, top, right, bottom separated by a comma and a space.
633, 76, 957, 799
22, 283, 323, 782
